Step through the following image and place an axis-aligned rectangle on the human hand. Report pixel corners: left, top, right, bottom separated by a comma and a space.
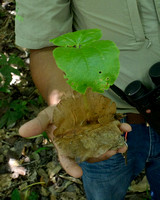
86, 123, 131, 163
19, 106, 131, 178
19, 106, 83, 178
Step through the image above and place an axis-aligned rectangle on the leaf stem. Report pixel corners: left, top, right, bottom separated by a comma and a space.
20, 182, 45, 191
76, 44, 80, 48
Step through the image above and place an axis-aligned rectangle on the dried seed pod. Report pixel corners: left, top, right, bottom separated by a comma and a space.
52, 89, 125, 162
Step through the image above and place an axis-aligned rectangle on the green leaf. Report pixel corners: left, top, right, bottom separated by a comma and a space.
0, 87, 10, 93
53, 39, 119, 93
34, 147, 50, 154
0, 110, 20, 128
0, 100, 28, 128
0, 99, 8, 108
11, 188, 21, 200
42, 131, 50, 141
0, 54, 22, 92
10, 100, 28, 113
50, 29, 102, 47
0, 53, 7, 66
37, 95, 45, 105
8, 54, 25, 67
0, 113, 8, 129
28, 191, 39, 200
0, 63, 20, 91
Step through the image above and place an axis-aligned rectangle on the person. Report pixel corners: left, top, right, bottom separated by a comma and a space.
15, 0, 160, 199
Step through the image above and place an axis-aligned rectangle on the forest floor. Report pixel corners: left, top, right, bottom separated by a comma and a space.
0, 1, 151, 199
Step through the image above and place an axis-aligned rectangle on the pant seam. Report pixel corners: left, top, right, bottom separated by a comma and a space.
146, 126, 152, 161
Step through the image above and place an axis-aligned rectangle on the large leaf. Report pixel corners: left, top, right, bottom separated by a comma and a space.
53, 40, 119, 94
50, 29, 120, 94
50, 29, 102, 47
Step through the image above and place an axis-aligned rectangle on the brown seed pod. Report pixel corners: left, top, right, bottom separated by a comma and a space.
52, 89, 125, 162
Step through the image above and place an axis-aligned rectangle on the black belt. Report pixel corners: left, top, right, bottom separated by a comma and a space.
126, 113, 146, 124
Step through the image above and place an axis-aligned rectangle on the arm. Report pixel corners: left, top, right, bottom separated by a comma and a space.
20, 47, 129, 178
30, 47, 73, 105
21, 47, 83, 178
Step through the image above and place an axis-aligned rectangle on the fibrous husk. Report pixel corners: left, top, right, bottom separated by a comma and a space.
52, 89, 125, 162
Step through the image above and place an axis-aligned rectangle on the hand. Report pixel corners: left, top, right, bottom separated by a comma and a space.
86, 123, 131, 163
19, 106, 131, 178
19, 106, 83, 178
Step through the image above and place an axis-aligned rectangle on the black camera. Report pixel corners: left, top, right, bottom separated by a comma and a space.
124, 62, 160, 134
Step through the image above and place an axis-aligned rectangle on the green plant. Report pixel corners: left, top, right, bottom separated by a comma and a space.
11, 188, 21, 200
28, 94, 45, 107
50, 29, 120, 94
0, 53, 46, 128
28, 191, 39, 200
0, 53, 24, 93
11, 188, 40, 200
0, 53, 29, 128
49, 29, 125, 162
145, 186, 151, 200
0, 99, 28, 128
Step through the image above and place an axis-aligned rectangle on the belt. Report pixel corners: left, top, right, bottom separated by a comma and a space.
126, 113, 146, 124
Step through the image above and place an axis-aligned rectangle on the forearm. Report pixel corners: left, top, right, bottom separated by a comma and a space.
30, 47, 73, 105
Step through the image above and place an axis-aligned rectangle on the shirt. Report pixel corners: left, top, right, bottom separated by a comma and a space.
15, 0, 160, 113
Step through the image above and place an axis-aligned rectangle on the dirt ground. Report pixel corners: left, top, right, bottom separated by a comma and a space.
0, 1, 151, 199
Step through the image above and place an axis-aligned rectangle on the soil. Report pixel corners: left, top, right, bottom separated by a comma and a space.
0, 1, 151, 199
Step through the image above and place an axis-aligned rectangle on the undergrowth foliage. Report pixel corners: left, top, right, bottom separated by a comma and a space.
0, 53, 23, 93
0, 53, 45, 128
0, 53, 27, 128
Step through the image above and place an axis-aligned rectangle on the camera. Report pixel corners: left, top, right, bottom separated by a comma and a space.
124, 62, 160, 134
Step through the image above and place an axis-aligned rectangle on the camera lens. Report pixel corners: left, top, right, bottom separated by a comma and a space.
149, 62, 160, 86
124, 80, 148, 100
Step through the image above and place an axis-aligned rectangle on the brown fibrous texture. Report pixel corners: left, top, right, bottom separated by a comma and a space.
52, 89, 125, 162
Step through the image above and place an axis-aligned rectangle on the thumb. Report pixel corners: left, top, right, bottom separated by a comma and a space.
19, 106, 55, 137
119, 123, 132, 133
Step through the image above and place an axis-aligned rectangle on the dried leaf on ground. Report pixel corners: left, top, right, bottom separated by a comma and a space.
129, 176, 150, 192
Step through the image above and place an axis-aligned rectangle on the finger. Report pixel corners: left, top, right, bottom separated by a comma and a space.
87, 142, 128, 163
119, 123, 132, 132
58, 154, 83, 178
87, 149, 118, 163
53, 142, 83, 178
19, 106, 55, 138
117, 144, 128, 154
19, 118, 45, 137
